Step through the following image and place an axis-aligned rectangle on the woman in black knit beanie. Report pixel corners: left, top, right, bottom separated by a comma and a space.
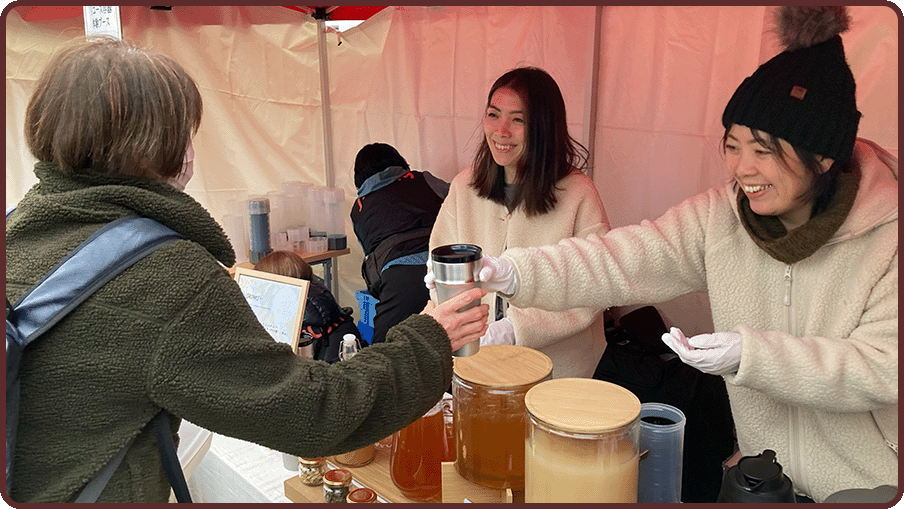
442, 6, 898, 502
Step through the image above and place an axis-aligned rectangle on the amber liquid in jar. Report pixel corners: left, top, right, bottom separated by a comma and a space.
389, 401, 454, 502
454, 382, 540, 489
452, 345, 554, 491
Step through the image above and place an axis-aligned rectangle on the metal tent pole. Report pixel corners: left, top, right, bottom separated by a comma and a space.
585, 5, 603, 179
314, 7, 336, 189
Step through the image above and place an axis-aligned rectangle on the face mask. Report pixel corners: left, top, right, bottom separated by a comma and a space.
169, 143, 194, 191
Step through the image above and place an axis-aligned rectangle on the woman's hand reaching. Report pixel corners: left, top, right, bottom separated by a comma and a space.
421, 287, 489, 353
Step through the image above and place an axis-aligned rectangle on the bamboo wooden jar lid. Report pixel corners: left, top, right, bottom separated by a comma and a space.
524, 378, 640, 433
453, 344, 553, 387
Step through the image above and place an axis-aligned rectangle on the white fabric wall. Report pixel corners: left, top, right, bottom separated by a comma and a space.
6, 6, 898, 334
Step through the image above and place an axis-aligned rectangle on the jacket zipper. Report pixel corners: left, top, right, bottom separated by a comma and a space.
784, 263, 808, 496
783, 265, 793, 306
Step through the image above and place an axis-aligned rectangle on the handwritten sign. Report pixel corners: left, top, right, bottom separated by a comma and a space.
83, 6, 122, 39
234, 267, 309, 353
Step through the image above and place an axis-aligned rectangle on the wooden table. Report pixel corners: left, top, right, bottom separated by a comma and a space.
283, 448, 513, 503
231, 248, 350, 296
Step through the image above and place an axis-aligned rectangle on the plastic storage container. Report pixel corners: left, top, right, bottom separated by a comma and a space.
637, 402, 686, 503
282, 180, 312, 229
307, 186, 328, 237
524, 378, 641, 503
452, 345, 553, 490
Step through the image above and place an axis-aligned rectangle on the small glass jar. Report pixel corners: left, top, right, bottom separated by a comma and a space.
452, 345, 553, 490
347, 487, 378, 503
524, 378, 640, 503
323, 468, 353, 503
298, 457, 326, 486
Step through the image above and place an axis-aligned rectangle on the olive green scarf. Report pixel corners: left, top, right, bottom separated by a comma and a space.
737, 170, 860, 264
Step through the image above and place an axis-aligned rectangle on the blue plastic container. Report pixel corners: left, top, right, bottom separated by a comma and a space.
355, 290, 378, 343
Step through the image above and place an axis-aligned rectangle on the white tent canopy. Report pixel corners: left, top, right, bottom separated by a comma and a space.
5, 6, 898, 333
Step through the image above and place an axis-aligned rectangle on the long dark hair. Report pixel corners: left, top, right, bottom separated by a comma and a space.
470, 67, 589, 217
722, 126, 854, 216
25, 36, 202, 180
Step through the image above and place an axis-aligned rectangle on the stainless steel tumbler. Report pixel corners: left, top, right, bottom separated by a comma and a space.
432, 244, 483, 357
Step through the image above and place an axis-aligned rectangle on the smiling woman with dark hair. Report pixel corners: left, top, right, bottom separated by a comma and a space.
429, 66, 612, 380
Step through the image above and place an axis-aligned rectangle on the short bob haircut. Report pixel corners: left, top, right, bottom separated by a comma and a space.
25, 36, 202, 180
353, 143, 410, 189
721, 126, 856, 218
470, 66, 589, 217
254, 251, 315, 282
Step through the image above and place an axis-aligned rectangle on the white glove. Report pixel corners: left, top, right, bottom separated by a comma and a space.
424, 258, 438, 290
476, 254, 517, 295
479, 318, 515, 346
661, 327, 742, 376
424, 254, 517, 296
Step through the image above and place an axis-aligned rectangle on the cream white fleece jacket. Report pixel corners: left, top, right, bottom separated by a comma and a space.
430, 168, 610, 379
502, 139, 898, 502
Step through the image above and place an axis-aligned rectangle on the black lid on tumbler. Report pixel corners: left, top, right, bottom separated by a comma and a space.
431, 244, 482, 263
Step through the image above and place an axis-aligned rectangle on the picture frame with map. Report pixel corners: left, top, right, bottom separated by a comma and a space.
234, 266, 310, 353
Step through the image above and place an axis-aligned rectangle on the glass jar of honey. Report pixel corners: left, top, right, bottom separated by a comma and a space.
524, 378, 641, 503
452, 344, 553, 491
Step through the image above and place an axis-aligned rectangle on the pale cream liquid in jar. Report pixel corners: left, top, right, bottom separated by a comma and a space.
524, 378, 640, 503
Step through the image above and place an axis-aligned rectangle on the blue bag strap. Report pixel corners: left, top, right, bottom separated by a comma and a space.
12, 217, 184, 345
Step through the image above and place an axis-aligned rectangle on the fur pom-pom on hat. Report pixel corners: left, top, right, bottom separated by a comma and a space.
777, 6, 851, 51
722, 6, 860, 163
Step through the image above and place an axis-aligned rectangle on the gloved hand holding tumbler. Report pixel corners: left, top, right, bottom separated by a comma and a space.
425, 253, 517, 295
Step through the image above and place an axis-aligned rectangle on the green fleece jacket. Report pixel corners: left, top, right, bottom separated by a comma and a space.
5, 163, 453, 503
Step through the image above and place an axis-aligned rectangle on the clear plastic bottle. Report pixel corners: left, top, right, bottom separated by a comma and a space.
339, 334, 359, 361
334, 334, 376, 467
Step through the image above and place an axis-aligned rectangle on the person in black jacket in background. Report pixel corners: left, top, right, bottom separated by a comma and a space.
350, 143, 449, 344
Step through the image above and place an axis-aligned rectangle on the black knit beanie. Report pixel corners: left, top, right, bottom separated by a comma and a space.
722, 6, 861, 163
